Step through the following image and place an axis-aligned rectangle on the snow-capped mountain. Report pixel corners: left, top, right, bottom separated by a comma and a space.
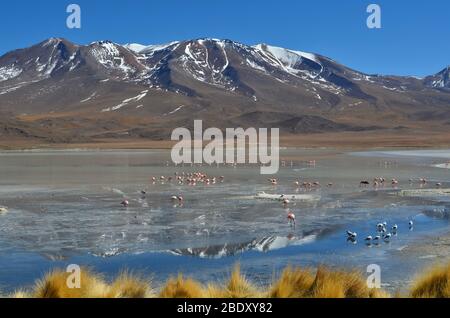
0, 37, 449, 143
424, 66, 450, 89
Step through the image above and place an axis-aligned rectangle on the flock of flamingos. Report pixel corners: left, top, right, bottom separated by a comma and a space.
114, 163, 447, 247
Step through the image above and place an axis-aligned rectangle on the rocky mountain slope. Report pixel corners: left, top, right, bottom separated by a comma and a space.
0, 38, 449, 143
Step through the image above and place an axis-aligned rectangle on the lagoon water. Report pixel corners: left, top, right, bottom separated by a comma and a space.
0, 149, 449, 292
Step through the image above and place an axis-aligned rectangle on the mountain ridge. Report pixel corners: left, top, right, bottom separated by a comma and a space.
0, 37, 449, 146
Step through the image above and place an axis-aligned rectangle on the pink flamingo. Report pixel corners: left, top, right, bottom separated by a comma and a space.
287, 212, 296, 227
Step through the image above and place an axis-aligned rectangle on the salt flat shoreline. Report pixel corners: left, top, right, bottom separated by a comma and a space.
2, 128, 450, 151
1, 144, 449, 153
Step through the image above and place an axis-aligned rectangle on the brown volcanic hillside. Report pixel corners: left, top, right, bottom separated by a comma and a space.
0, 38, 449, 147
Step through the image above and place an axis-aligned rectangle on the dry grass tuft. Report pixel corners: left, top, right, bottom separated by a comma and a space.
205, 265, 261, 298
222, 265, 260, 298
269, 266, 315, 298
203, 283, 226, 298
32, 268, 108, 298
269, 266, 388, 298
107, 271, 153, 298
310, 266, 385, 298
184, 265, 261, 298
5, 261, 450, 298
410, 263, 450, 298
8, 290, 31, 298
159, 274, 205, 298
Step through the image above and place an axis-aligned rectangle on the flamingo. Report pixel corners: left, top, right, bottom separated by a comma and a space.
360, 180, 370, 187
287, 212, 296, 226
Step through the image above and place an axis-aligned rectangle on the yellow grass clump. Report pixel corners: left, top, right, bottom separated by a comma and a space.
4, 261, 450, 298
410, 263, 450, 298
106, 271, 153, 298
269, 266, 389, 298
30, 268, 152, 298
206, 265, 260, 298
8, 290, 31, 298
159, 274, 205, 298
32, 268, 109, 298
269, 266, 315, 298
311, 267, 378, 298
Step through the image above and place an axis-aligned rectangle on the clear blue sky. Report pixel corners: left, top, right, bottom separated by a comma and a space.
1, 0, 449, 77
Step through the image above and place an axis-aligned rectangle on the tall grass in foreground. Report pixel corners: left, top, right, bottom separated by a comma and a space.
33, 268, 108, 298
2, 262, 450, 298
269, 266, 389, 298
410, 263, 450, 298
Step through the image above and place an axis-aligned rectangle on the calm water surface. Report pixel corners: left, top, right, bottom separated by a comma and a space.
0, 149, 449, 292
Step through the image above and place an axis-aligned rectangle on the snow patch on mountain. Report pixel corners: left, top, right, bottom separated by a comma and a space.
124, 43, 148, 53
164, 105, 185, 116
432, 79, 445, 88
137, 41, 180, 54
254, 44, 319, 65
251, 44, 327, 84
178, 41, 235, 90
0, 81, 33, 95
0, 65, 22, 82
80, 92, 96, 103
90, 42, 121, 67
101, 90, 148, 112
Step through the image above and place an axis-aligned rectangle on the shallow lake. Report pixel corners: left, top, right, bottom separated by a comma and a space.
0, 149, 449, 292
